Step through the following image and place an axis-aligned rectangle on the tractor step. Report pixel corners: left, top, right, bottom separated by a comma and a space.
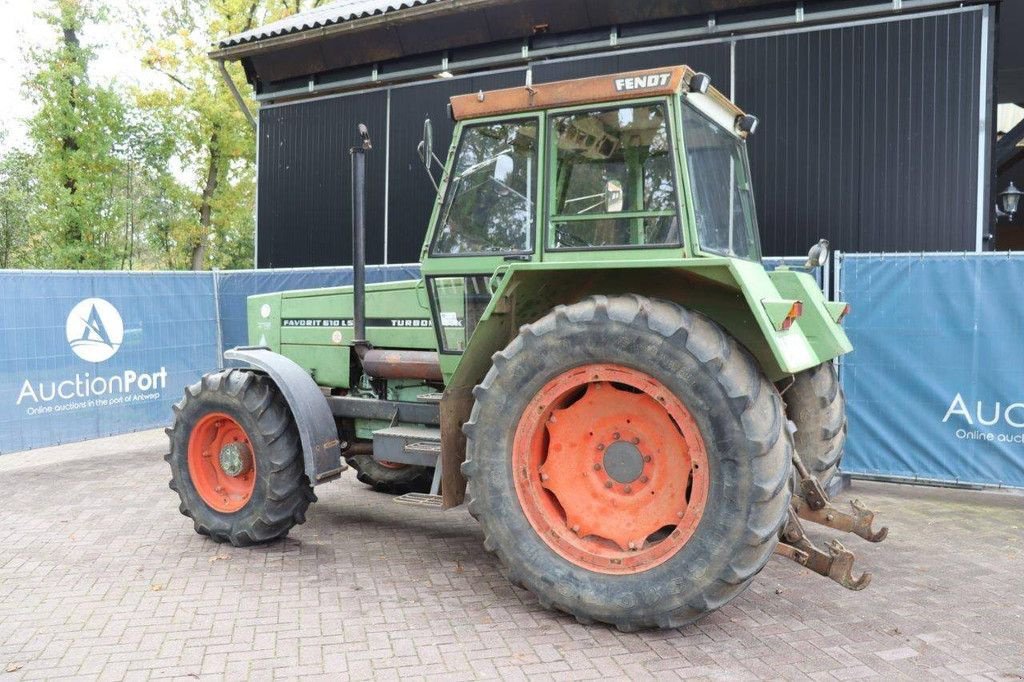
372, 425, 441, 467
394, 492, 444, 508
417, 392, 444, 403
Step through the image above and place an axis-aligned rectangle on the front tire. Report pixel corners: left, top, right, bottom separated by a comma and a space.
462, 295, 792, 630
166, 370, 315, 546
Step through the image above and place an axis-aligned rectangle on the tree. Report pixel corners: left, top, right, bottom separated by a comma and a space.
136, 0, 325, 270
0, 135, 36, 269
24, 0, 127, 269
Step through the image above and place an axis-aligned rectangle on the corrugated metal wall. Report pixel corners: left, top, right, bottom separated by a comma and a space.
255, 7, 987, 267
257, 91, 388, 268
531, 43, 730, 86
737, 10, 984, 254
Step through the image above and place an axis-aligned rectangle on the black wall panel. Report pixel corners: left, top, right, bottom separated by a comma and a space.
737, 11, 982, 255
255, 9, 986, 267
386, 70, 528, 264
257, 90, 387, 268
532, 43, 730, 89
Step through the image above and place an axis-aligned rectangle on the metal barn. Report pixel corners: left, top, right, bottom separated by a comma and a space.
211, 0, 1021, 268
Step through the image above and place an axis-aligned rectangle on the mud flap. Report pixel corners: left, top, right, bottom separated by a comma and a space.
224, 347, 346, 484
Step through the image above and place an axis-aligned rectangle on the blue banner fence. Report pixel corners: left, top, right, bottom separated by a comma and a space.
0, 265, 419, 454
2, 255, 1022, 491
836, 252, 1024, 489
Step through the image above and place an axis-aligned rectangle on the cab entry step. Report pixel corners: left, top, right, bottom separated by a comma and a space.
372, 425, 442, 468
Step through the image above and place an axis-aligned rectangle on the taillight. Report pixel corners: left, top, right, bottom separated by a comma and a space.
825, 301, 851, 324
780, 302, 803, 331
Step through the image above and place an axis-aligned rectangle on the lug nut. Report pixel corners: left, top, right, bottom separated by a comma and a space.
572, 525, 580, 534
639, 476, 649, 484
540, 473, 550, 482
632, 437, 640, 444
597, 443, 605, 451
644, 455, 652, 463
604, 481, 613, 489
624, 485, 632, 493
612, 432, 620, 440
628, 541, 637, 550
593, 463, 601, 471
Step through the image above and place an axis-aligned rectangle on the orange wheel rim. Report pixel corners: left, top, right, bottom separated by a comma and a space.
187, 412, 257, 513
512, 363, 709, 574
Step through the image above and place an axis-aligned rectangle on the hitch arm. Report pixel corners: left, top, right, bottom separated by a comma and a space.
777, 509, 872, 591
793, 495, 889, 543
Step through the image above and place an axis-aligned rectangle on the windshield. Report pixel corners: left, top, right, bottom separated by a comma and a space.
549, 103, 680, 249
431, 119, 538, 256
680, 102, 762, 261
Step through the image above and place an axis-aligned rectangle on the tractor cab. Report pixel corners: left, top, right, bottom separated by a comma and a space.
419, 66, 770, 365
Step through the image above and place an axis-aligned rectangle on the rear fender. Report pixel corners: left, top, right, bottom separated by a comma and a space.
439, 262, 849, 506
224, 347, 345, 484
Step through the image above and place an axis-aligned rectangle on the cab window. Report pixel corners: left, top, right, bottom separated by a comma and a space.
431, 119, 538, 256
680, 103, 762, 261
549, 103, 680, 249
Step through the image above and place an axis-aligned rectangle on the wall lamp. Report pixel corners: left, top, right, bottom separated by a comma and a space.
996, 182, 1021, 222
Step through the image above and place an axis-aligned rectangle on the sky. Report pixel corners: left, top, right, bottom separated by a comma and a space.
0, 0, 162, 153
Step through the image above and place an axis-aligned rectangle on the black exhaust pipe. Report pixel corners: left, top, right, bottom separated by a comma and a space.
350, 124, 372, 356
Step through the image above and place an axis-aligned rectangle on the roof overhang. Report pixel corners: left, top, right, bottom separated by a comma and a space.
210, 0, 800, 87
212, 0, 788, 62
212, 0, 1016, 104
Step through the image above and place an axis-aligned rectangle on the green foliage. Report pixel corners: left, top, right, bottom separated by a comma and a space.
136, 0, 326, 270
24, 0, 127, 269
0, 0, 327, 271
0, 134, 36, 269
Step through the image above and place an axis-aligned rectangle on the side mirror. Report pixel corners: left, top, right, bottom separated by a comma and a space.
418, 117, 434, 170
605, 180, 624, 213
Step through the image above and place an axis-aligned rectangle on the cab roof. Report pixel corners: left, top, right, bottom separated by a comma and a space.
449, 65, 745, 122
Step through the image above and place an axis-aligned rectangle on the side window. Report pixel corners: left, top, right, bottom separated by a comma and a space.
429, 276, 491, 353
431, 119, 539, 256
550, 103, 680, 249
680, 103, 762, 261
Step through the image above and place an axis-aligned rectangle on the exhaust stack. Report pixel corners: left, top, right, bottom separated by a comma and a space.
350, 124, 372, 356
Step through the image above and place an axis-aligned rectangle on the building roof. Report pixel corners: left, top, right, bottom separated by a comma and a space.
219, 0, 443, 48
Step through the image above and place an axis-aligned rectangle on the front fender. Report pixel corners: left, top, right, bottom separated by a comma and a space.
224, 347, 345, 484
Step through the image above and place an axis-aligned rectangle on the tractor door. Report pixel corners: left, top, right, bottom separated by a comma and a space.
420, 114, 542, 357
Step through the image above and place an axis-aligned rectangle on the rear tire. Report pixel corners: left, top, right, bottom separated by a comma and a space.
166, 370, 315, 546
462, 295, 792, 630
346, 452, 434, 495
779, 362, 847, 486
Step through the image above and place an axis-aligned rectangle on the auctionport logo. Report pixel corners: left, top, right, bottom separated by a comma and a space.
15, 298, 167, 413
943, 393, 1024, 445
66, 298, 124, 363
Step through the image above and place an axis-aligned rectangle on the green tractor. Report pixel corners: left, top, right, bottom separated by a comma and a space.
167, 66, 886, 630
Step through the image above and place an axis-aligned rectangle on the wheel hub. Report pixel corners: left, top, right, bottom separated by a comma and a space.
514, 364, 709, 574
219, 441, 253, 477
602, 441, 644, 484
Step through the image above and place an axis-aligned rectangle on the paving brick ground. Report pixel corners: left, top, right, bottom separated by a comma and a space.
0, 430, 1022, 681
